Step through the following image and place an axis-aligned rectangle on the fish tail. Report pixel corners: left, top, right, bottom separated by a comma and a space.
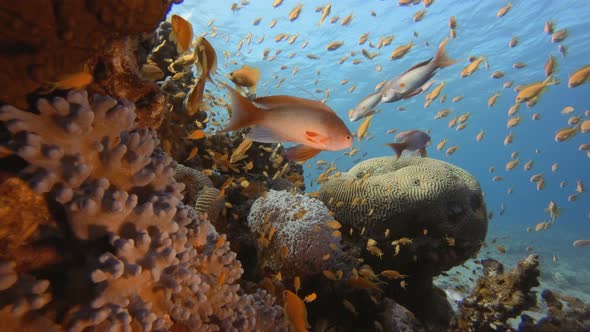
543, 75, 560, 86
386, 143, 405, 159
434, 37, 458, 69
222, 84, 263, 132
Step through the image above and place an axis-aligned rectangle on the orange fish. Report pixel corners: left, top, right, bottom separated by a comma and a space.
222, 85, 353, 162
194, 37, 217, 83
497, 2, 512, 17
568, 65, 590, 88
228, 65, 261, 94
41, 70, 93, 94
544, 55, 557, 78
555, 126, 579, 142
283, 290, 310, 332
171, 15, 194, 52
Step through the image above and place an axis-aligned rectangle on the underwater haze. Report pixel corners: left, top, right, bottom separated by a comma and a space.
172, 0, 590, 302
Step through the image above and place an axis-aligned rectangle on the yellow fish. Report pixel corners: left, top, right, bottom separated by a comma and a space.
568, 65, 590, 88
289, 4, 303, 21
193, 37, 218, 83
356, 114, 373, 140
461, 56, 487, 78
326, 41, 344, 51
171, 15, 193, 52
320, 3, 331, 26
515, 76, 559, 103
497, 2, 512, 17
228, 65, 261, 94
389, 40, 414, 60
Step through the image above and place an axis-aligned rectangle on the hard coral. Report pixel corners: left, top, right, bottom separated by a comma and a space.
451, 255, 541, 331
0, 0, 173, 108
0, 90, 283, 331
319, 156, 487, 276
519, 289, 590, 332
248, 189, 346, 279
174, 163, 224, 223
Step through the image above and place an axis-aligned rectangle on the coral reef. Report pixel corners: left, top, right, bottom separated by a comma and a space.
92, 37, 167, 128
0, 177, 61, 272
174, 163, 224, 222
381, 298, 426, 332
519, 289, 590, 332
451, 255, 541, 331
0, 0, 173, 113
0, 90, 284, 331
247, 189, 347, 279
318, 156, 488, 277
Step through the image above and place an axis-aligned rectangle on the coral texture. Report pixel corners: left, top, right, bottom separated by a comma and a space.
319, 156, 487, 275
247, 190, 345, 279
174, 163, 224, 221
0, 0, 173, 108
519, 289, 590, 332
0, 91, 283, 331
451, 255, 540, 331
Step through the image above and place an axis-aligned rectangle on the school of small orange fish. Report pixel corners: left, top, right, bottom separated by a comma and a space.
157, 0, 590, 327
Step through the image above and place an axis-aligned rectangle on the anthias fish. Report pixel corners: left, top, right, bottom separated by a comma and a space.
381, 38, 457, 103
222, 85, 353, 162
387, 129, 431, 158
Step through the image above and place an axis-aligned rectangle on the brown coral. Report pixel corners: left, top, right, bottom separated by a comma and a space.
0, 0, 172, 125
319, 156, 487, 276
451, 255, 541, 331
0, 177, 61, 272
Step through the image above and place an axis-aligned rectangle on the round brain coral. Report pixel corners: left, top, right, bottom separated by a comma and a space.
318, 156, 487, 276
247, 190, 346, 279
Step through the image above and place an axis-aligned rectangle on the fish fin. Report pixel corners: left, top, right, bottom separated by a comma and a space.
222, 84, 264, 132
305, 131, 320, 144
306, 131, 319, 137
400, 58, 432, 76
434, 37, 458, 69
285, 145, 322, 162
419, 147, 428, 157
247, 126, 282, 143
386, 143, 406, 159
402, 88, 423, 99
543, 75, 560, 86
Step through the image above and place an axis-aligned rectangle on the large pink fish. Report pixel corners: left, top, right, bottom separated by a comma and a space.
381, 38, 457, 103
222, 85, 353, 161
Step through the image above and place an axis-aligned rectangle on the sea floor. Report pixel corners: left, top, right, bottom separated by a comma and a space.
435, 221, 590, 326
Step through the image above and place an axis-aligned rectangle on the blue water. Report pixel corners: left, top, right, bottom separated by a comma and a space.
172, 1, 590, 299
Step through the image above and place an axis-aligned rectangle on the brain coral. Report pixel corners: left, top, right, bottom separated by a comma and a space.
0, 90, 284, 331
319, 156, 487, 276
247, 190, 346, 279
174, 163, 225, 222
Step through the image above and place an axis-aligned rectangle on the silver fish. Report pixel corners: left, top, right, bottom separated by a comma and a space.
387, 129, 431, 158
381, 38, 457, 103
349, 90, 383, 122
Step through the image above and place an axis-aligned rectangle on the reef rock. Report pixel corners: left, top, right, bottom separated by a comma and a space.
451, 255, 541, 331
519, 289, 590, 332
0, 0, 173, 110
248, 189, 347, 279
0, 90, 284, 331
318, 156, 487, 277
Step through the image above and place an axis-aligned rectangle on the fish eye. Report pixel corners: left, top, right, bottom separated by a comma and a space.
346, 135, 351, 140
